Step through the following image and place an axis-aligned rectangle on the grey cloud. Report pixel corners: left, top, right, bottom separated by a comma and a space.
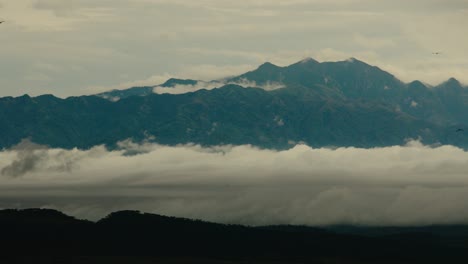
152, 79, 284, 95
32, 0, 121, 15
1, 140, 468, 226
1, 139, 89, 177
1, 151, 45, 177
1, 139, 48, 177
33, 0, 81, 16
2, 0, 468, 97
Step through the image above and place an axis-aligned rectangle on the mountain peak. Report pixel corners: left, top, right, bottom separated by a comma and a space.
324, 57, 370, 68
409, 80, 427, 87
438, 77, 462, 88
288, 57, 319, 68
258, 62, 279, 70
299, 57, 318, 64
446, 77, 461, 85
344, 57, 369, 65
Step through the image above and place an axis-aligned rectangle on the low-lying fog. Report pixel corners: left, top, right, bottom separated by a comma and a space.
1, 139, 468, 226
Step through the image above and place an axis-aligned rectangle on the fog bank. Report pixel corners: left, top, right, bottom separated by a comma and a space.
1, 140, 468, 226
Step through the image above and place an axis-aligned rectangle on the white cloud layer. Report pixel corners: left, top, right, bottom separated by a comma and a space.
1, 140, 468, 226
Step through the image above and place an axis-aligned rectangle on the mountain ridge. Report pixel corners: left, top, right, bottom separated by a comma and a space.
1, 58, 468, 150
88, 58, 467, 112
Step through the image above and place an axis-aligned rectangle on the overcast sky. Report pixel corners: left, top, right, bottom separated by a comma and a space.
0, 0, 467, 97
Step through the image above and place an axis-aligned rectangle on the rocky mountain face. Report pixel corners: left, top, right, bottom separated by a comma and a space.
1, 58, 467, 150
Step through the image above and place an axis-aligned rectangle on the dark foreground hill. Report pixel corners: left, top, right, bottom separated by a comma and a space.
1, 209, 468, 263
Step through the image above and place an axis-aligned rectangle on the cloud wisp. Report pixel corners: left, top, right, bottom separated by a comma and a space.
153, 79, 284, 95
1, 140, 468, 226
0, 139, 81, 177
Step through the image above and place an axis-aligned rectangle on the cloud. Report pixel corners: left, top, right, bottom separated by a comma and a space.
83, 73, 173, 95
1, 140, 468, 226
353, 34, 396, 49
23, 73, 52, 82
0, 139, 88, 178
153, 81, 222, 94
2, 0, 468, 97
153, 78, 284, 95
0, 0, 115, 32
1, 139, 48, 178
93, 64, 254, 93
87, 64, 285, 96
230, 79, 284, 91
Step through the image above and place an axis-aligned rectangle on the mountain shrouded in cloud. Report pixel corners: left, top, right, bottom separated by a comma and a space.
1, 58, 468, 227
1, 58, 468, 150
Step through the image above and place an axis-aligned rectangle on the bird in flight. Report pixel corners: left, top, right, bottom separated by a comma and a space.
432, 52, 442, 55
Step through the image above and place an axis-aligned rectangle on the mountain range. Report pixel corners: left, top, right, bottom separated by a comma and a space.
1, 58, 467, 150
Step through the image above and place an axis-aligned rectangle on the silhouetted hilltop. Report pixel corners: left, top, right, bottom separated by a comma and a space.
1, 209, 468, 263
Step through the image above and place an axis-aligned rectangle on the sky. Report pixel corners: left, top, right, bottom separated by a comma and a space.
1, 140, 468, 225
1, 0, 468, 97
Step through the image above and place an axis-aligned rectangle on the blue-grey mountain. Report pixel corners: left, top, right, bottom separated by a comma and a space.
1, 58, 467, 150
